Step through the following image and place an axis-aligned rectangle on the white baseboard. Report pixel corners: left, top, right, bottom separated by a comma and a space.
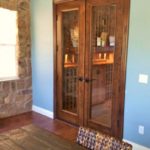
32, 105, 54, 119
123, 139, 150, 150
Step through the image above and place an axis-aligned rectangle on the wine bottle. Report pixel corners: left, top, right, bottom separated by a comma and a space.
97, 37, 101, 46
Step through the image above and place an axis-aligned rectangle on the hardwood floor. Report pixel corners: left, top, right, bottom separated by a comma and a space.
0, 111, 78, 142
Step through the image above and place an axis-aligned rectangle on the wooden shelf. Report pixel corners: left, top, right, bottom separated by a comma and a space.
93, 52, 114, 65
94, 46, 115, 52
93, 60, 114, 65
64, 63, 77, 68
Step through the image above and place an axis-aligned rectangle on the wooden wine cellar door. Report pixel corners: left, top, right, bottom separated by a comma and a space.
54, 1, 85, 125
54, 0, 130, 139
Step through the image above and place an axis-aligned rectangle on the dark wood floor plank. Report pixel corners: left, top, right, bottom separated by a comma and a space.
22, 124, 84, 150
22, 125, 71, 150
0, 137, 23, 150
0, 124, 84, 150
0, 111, 78, 142
3, 128, 51, 150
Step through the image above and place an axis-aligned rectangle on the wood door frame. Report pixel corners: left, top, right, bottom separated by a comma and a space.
53, 1, 57, 119
118, 0, 130, 139
53, 0, 86, 125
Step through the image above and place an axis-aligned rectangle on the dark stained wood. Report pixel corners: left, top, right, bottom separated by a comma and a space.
0, 124, 85, 150
54, 0, 74, 4
54, 0, 82, 4
84, 0, 130, 139
54, 0, 130, 140
0, 112, 78, 142
53, 1, 57, 120
118, 0, 130, 139
56, 2, 79, 125
55, 0, 85, 126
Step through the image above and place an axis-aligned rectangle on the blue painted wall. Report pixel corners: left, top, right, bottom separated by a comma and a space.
124, 0, 150, 148
31, 0, 150, 148
31, 0, 53, 111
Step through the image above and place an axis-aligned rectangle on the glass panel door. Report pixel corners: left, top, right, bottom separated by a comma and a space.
56, 1, 85, 125
90, 5, 116, 127
62, 10, 79, 113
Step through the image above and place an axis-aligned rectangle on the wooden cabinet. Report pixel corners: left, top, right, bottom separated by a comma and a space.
54, 0, 130, 139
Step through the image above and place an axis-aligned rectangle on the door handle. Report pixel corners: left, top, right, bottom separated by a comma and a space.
84, 78, 96, 83
75, 77, 96, 83
78, 77, 84, 82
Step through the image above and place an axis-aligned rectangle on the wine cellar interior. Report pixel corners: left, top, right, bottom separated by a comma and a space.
91, 5, 116, 127
62, 10, 79, 113
61, 5, 116, 127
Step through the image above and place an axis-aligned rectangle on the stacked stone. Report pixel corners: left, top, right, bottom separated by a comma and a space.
0, 0, 32, 118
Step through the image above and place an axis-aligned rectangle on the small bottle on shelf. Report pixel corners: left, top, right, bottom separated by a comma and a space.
101, 40, 106, 47
97, 37, 101, 47
72, 54, 75, 63
109, 35, 115, 46
98, 53, 102, 59
104, 53, 106, 60
101, 32, 108, 47
65, 54, 68, 63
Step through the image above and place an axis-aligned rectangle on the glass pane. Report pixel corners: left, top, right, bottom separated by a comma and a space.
0, 8, 18, 44
91, 5, 116, 127
0, 45, 18, 78
62, 10, 79, 113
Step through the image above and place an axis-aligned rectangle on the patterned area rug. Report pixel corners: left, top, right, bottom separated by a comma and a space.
0, 124, 85, 150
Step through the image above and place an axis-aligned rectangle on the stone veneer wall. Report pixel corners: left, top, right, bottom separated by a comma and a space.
0, 0, 32, 118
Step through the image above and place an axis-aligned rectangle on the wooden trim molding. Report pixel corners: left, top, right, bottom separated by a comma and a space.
54, 0, 78, 4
